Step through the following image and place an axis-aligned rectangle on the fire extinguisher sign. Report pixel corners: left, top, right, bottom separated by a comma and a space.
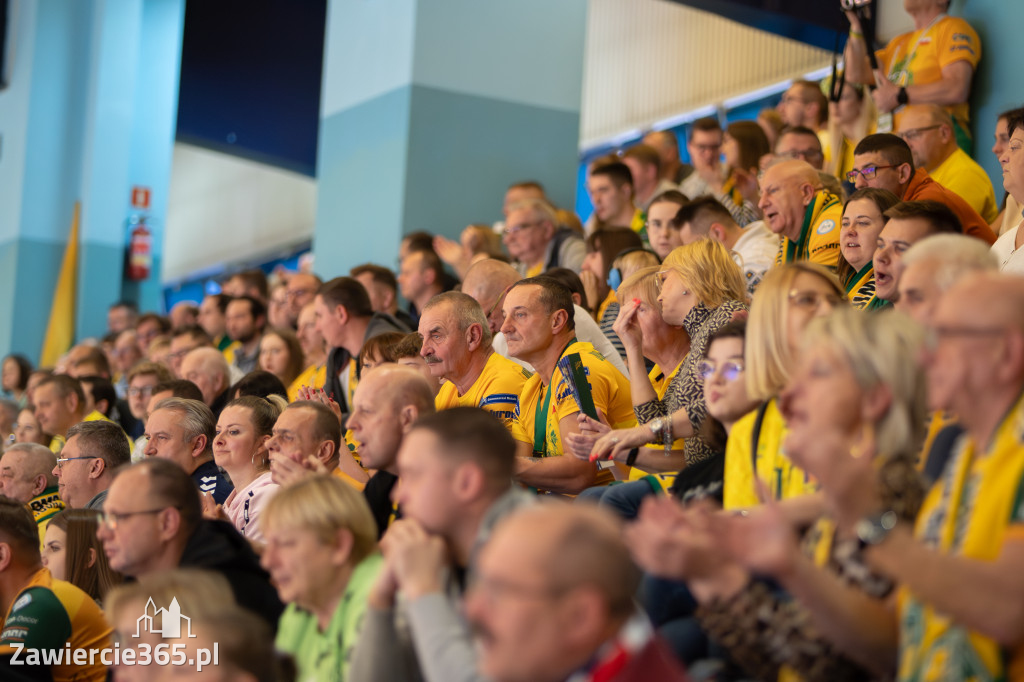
131, 186, 151, 211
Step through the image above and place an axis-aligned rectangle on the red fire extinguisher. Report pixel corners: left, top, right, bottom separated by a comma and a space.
127, 216, 152, 281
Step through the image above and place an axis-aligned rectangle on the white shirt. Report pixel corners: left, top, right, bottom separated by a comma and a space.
492, 304, 630, 377
730, 220, 780, 295
992, 221, 1024, 276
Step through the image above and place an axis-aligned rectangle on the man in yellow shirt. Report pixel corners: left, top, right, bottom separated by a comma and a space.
420, 292, 532, 431
0, 444, 63, 542
845, 0, 980, 148
0, 499, 111, 682
760, 159, 842, 271
503, 277, 635, 494
897, 105, 998, 222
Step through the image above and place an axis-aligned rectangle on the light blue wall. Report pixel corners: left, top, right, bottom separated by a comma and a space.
315, 86, 413, 276
0, 0, 184, 362
125, 0, 186, 316
962, 0, 1024, 192
313, 0, 587, 278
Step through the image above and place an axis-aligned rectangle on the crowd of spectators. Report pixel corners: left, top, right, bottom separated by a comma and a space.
0, 1, 1022, 680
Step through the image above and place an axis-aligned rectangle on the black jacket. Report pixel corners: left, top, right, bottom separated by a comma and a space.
323, 312, 409, 415
178, 519, 284, 631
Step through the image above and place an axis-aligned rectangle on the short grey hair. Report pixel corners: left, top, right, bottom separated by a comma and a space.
506, 198, 558, 226
152, 398, 215, 456
66, 420, 131, 469
421, 291, 493, 346
901, 234, 998, 293
2, 443, 58, 482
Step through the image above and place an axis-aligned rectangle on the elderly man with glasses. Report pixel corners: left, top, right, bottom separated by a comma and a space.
896, 104, 998, 223
51, 420, 131, 511
97, 457, 283, 631
504, 198, 585, 277
848, 133, 996, 245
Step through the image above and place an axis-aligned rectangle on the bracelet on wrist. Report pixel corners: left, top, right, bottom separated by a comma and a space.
849, 29, 864, 39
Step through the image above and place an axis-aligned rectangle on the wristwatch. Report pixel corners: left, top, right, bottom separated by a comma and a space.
897, 87, 909, 107
855, 510, 899, 549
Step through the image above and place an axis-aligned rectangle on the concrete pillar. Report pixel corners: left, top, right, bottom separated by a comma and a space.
0, 0, 184, 361
312, 0, 587, 276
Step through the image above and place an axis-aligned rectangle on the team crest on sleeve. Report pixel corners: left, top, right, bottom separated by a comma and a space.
816, 219, 836, 235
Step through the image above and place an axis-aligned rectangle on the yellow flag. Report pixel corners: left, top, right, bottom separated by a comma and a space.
40, 202, 80, 366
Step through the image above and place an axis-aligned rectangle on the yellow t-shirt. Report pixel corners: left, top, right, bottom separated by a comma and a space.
0, 568, 112, 682
434, 352, 532, 429
627, 362, 688, 481
898, 394, 1024, 681
510, 340, 636, 455
930, 147, 998, 224
288, 363, 327, 402
722, 400, 817, 510
775, 192, 842, 272
876, 15, 981, 131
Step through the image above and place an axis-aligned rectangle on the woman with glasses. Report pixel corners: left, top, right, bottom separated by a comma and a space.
587, 239, 748, 474
42, 509, 122, 603
630, 307, 927, 681
724, 262, 846, 511
837, 188, 901, 310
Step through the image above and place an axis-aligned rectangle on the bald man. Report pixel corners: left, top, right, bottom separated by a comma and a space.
179, 347, 232, 416
346, 364, 437, 538
0, 444, 63, 539
831, 274, 1024, 681
465, 504, 688, 682
758, 159, 842, 270
461, 260, 628, 376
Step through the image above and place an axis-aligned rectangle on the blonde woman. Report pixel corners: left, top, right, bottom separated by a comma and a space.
587, 239, 748, 471
630, 308, 927, 681
725, 262, 846, 510
205, 395, 286, 542
260, 474, 380, 682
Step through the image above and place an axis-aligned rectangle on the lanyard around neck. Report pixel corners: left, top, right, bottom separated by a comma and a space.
532, 339, 577, 456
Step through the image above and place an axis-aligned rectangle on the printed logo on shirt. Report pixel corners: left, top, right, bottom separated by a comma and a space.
816, 219, 836, 235
197, 477, 217, 493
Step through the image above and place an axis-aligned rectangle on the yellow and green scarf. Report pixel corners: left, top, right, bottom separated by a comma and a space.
898, 392, 1024, 681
